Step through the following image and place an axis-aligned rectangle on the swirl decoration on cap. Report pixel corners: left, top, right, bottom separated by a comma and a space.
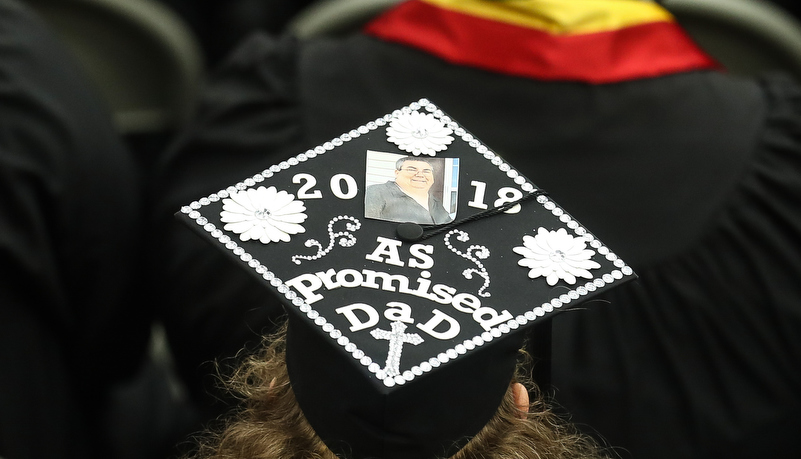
444, 229, 491, 297
292, 216, 361, 265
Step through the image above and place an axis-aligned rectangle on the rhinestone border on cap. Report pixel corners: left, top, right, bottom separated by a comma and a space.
181, 99, 634, 386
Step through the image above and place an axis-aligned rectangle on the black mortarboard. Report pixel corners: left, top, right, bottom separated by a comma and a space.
176, 99, 635, 459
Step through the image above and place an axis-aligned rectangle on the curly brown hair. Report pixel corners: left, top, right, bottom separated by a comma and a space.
189, 323, 612, 459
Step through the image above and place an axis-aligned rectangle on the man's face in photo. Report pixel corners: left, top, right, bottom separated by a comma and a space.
395, 159, 435, 194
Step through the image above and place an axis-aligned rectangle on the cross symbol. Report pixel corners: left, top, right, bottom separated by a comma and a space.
370, 321, 424, 377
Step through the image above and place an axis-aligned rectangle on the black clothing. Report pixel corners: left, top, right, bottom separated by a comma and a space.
768, 0, 801, 20
364, 181, 452, 224
151, 10, 801, 459
158, 0, 317, 66
0, 1, 146, 458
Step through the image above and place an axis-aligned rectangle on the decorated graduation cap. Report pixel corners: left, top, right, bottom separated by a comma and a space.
177, 99, 635, 459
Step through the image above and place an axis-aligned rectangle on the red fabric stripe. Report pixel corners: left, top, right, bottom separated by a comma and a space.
364, 0, 721, 84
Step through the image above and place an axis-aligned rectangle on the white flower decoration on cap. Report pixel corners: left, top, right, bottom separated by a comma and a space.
513, 227, 601, 285
220, 186, 307, 243
387, 110, 454, 156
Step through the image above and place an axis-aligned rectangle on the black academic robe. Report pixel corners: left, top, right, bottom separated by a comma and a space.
0, 0, 146, 458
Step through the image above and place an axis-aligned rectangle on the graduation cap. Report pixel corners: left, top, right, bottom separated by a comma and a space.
177, 99, 635, 459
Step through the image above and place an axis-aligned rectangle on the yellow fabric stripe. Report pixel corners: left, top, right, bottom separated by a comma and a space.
419, 0, 675, 35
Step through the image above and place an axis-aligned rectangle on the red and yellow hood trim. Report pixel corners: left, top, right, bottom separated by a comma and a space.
364, 0, 721, 84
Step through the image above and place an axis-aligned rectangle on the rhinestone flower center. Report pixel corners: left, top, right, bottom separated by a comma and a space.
549, 250, 567, 262
254, 209, 272, 220
411, 128, 428, 139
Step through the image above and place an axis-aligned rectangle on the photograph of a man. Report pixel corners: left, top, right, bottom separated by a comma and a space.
364, 153, 456, 225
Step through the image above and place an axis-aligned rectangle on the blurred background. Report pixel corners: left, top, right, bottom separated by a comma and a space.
3, 0, 801, 458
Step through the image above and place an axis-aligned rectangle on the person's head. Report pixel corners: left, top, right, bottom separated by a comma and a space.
190, 322, 611, 459
394, 156, 436, 194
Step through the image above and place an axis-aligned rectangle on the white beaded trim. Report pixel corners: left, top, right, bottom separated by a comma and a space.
179, 98, 634, 387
